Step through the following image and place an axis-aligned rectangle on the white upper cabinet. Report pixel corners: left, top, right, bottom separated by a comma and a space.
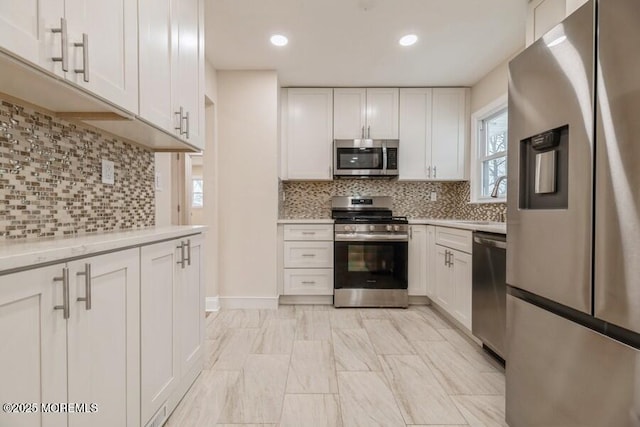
0, 1, 65, 76
65, 0, 139, 113
366, 88, 399, 139
431, 88, 468, 180
333, 88, 367, 139
139, 0, 175, 131
399, 87, 468, 181
174, 0, 204, 149
283, 88, 334, 180
0, 0, 138, 113
334, 88, 399, 139
138, 0, 204, 150
399, 88, 433, 180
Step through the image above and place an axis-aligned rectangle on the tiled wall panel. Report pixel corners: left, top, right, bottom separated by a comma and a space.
0, 99, 155, 240
281, 180, 506, 221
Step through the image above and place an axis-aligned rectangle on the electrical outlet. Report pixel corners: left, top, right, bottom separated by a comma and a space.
430, 191, 437, 202
102, 159, 115, 185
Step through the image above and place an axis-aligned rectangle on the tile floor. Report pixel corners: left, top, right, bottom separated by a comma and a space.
166, 305, 507, 427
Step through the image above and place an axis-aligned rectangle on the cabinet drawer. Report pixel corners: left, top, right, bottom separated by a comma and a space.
283, 269, 334, 295
284, 241, 333, 268
435, 227, 472, 253
283, 224, 334, 241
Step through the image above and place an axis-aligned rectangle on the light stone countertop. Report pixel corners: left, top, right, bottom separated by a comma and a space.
0, 225, 207, 274
277, 218, 506, 234
409, 219, 506, 235
277, 219, 335, 224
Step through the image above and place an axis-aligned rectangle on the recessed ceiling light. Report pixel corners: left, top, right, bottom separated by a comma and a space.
270, 34, 288, 47
399, 34, 418, 47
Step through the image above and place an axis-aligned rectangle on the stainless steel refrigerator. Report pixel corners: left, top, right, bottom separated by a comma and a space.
506, 0, 640, 425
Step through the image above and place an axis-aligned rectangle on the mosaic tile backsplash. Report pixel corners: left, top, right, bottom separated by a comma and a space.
281, 180, 506, 221
0, 98, 155, 240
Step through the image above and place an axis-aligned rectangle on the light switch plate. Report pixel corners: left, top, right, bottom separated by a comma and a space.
102, 159, 115, 185
430, 192, 437, 202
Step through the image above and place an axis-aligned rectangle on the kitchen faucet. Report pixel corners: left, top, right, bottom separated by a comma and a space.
491, 175, 507, 198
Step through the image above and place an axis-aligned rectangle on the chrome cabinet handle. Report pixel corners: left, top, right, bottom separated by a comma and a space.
54, 268, 70, 319
433, 166, 437, 178
301, 253, 316, 257
301, 232, 316, 235
186, 239, 192, 266
74, 33, 89, 82
76, 263, 92, 310
51, 18, 69, 72
175, 106, 184, 135
301, 281, 316, 285
427, 166, 431, 178
185, 111, 190, 139
361, 126, 365, 138
409, 226, 413, 239
367, 125, 371, 139
177, 242, 186, 269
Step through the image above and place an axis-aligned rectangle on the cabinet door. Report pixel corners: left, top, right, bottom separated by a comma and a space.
65, 0, 139, 112
176, 236, 204, 381
285, 88, 333, 180
67, 249, 140, 427
174, 0, 204, 149
139, 0, 175, 132
434, 245, 453, 311
431, 88, 468, 180
452, 250, 472, 331
408, 225, 428, 296
366, 88, 399, 139
141, 240, 180, 424
0, 1, 65, 75
334, 88, 366, 139
0, 265, 67, 427
425, 226, 437, 298
399, 88, 432, 180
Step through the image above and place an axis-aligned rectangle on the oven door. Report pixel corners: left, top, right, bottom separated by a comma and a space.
334, 139, 384, 176
334, 239, 408, 290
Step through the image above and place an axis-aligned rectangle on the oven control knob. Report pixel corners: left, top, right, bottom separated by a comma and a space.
386, 225, 392, 231
393, 225, 400, 231
344, 225, 352, 232
369, 225, 375, 231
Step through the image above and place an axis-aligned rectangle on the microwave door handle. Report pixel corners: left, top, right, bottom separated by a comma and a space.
382, 144, 388, 175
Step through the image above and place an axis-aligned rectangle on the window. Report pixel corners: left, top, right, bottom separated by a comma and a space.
192, 178, 203, 208
471, 97, 508, 203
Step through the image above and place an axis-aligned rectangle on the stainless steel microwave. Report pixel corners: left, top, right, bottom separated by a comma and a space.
333, 139, 399, 178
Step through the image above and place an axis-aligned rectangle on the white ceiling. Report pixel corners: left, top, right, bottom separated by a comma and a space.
205, 0, 527, 87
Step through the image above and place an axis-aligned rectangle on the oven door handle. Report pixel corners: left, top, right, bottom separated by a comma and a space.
335, 233, 409, 242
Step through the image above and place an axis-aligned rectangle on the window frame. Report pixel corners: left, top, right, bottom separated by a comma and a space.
191, 176, 203, 208
470, 94, 508, 203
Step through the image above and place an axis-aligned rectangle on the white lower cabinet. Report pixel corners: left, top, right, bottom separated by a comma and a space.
433, 227, 473, 331
0, 232, 203, 427
141, 235, 204, 427
408, 225, 428, 296
0, 249, 140, 427
282, 224, 334, 296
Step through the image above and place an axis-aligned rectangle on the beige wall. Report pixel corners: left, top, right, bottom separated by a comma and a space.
203, 61, 219, 303
470, 57, 511, 113
216, 70, 279, 301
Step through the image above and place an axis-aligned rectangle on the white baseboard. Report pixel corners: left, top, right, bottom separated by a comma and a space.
219, 296, 279, 310
408, 295, 431, 305
206, 297, 220, 312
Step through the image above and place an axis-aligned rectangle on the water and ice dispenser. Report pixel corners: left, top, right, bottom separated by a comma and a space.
519, 125, 568, 209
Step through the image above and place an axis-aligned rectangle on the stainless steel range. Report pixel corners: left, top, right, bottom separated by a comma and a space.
332, 196, 408, 308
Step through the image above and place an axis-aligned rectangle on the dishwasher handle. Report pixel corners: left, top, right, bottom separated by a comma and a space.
473, 236, 507, 249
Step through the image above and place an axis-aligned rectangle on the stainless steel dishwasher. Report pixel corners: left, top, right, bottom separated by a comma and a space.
472, 231, 506, 361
